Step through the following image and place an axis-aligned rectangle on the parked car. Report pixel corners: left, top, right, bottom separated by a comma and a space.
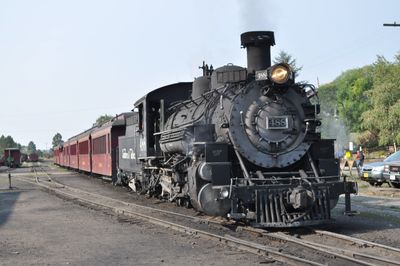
383, 161, 400, 188
360, 151, 400, 186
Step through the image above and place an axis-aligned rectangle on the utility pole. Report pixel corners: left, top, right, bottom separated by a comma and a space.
8, 170, 12, 189
383, 22, 400, 27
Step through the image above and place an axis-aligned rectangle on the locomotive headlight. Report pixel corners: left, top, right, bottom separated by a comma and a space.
270, 63, 291, 84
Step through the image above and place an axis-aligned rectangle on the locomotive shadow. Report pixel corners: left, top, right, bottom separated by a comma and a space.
314, 204, 400, 234
216, 200, 400, 234
0, 191, 21, 227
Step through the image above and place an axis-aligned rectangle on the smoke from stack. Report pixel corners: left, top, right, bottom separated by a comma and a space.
238, 0, 277, 32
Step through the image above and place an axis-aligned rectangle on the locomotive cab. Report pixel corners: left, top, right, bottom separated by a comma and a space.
116, 83, 193, 188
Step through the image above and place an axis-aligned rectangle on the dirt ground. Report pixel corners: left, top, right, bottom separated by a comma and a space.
0, 171, 266, 266
1, 163, 400, 266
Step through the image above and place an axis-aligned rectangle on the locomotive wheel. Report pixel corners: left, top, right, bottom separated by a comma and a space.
197, 183, 230, 216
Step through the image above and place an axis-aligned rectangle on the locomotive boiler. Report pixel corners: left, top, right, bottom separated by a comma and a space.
117, 31, 357, 227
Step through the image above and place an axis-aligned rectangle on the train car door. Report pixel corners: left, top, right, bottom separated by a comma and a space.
118, 112, 140, 173
136, 103, 147, 158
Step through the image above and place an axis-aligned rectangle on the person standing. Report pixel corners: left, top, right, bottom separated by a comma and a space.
355, 151, 361, 167
359, 150, 365, 168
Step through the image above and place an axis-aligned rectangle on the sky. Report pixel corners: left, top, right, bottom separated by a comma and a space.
0, 0, 399, 149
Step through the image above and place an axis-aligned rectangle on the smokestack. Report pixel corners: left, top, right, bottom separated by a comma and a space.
241, 31, 275, 74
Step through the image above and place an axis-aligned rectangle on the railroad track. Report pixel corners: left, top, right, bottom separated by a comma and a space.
375, 187, 400, 193
307, 229, 400, 264
16, 166, 400, 265
244, 227, 400, 266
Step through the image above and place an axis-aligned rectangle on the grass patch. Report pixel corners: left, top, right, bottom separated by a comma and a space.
389, 205, 400, 211
357, 211, 400, 225
357, 182, 370, 190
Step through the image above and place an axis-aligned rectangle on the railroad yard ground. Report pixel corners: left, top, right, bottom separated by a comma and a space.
0, 167, 266, 266
1, 162, 400, 265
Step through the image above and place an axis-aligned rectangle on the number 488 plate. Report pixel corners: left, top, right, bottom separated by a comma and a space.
266, 116, 289, 129
390, 174, 396, 180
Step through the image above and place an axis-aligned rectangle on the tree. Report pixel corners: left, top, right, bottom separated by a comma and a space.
273, 50, 303, 77
52, 133, 63, 148
36, 149, 44, 158
361, 55, 400, 148
317, 82, 338, 116
27, 141, 37, 154
317, 65, 374, 133
94, 114, 114, 127
317, 52, 400, 148
317, 63, 375, 148
20, 145, 28, 154
0, 135, 19, 154
335, 66, 373, 132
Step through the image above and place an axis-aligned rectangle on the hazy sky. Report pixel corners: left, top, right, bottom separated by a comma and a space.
1, 0, 399, 149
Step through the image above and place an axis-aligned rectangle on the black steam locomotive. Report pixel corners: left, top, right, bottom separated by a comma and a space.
116, 31, 357, 227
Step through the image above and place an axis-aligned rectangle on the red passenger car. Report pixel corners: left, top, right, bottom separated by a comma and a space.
58, 145, 64, 166
53, 146, 60, 165
54, 144, 64, 166
91, 113, 133, 178
68, 137, 79, 170
62, 141, 70, 167
77, 129, 93, 173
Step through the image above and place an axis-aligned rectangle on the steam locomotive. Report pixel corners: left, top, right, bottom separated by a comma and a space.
57, 31, 357, 227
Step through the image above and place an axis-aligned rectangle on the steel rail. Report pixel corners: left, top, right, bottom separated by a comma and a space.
272, 231, 399, 266
19, 168, 323, 266
33, 166, 215, 222
243, 227, 400, 265
312, 229, 400, 262
314, 229, 400, 253
26, 166, 400, 265
244, 227, 380, 266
